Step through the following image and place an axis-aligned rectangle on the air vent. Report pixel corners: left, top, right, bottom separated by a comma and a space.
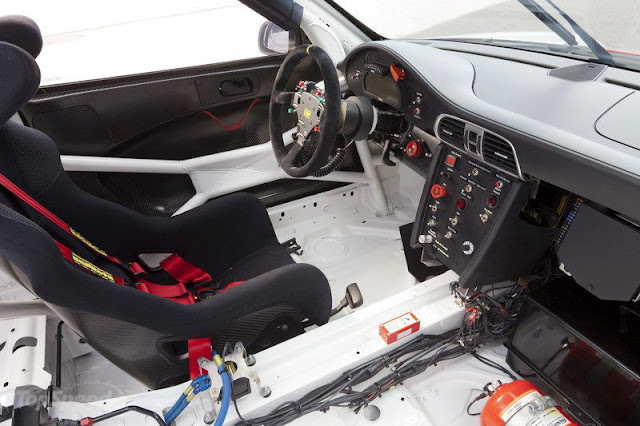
437, 116, 465, 149
482, 132, 520, 177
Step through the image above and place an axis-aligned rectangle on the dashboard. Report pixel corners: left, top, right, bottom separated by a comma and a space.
341, 40, 640, 298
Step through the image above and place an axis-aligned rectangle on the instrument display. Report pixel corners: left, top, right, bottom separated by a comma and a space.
363, 72, 399, 106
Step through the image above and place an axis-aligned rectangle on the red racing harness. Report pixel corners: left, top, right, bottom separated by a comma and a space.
0, 172, 238, 378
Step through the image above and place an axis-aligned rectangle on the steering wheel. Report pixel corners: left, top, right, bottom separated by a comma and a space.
270, 44, 341, 177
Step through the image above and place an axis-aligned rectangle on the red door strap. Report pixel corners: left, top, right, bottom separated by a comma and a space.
201, 98, 261, 131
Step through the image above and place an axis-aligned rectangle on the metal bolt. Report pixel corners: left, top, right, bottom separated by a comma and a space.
260, 386, 272, 398
203, 409, 217, 424
245, 354, 256, 366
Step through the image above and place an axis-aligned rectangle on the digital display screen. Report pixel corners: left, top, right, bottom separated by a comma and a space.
364, 72, 399, 105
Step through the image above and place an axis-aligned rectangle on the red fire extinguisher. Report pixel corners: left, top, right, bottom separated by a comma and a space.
480, 380, 578, 426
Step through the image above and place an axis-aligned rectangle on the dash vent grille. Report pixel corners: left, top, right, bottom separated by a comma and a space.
482, 132, 519, 176
437, 116, 465, 149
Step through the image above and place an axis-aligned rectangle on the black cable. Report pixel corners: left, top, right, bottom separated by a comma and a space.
90, 406, 167, 426
55, 321, 65, 388
466, 393, 486, 416
471, 351, 518, 382
313, 148, 346, 177
228, 363, 253, 425
233, 284, 529, 426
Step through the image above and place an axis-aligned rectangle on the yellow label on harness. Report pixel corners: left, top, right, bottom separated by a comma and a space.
303, 108, 312, 118
71, 252, 115, 282
70, 228, 109, 257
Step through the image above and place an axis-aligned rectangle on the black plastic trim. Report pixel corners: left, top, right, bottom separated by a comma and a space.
238, 0, 303, 31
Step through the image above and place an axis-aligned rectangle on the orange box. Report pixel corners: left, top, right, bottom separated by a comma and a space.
379, 312, 420, 344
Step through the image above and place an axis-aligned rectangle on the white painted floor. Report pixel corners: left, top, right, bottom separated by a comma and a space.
288, 341, 513, 426
271, 183, 419, 313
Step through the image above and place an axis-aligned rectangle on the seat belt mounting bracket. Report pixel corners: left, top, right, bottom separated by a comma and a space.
281, 238, 304, 256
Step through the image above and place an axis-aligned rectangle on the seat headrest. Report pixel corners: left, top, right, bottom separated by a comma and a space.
0, 15, 42, 59
0, 42, 40, 126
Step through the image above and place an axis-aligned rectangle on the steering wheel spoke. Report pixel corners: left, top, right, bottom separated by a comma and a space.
273, 91, 295, 105
284, 141, 305, 164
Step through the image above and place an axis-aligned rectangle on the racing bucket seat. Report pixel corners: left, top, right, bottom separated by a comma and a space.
0, 16, 331, 389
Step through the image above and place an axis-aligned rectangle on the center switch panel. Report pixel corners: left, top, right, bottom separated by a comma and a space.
411, 146, 552, 291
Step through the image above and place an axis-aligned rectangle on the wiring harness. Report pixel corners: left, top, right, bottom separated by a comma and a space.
232, 283, 527, 426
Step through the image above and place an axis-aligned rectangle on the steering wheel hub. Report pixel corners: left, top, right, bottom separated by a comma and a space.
292, 88, 325, 142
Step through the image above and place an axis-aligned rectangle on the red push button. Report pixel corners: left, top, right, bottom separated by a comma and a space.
456, 198, 467, 211
430, 184, 447, 199
487, 195, 499, 208
405, 140, 423, 157
445, 154, 457, 167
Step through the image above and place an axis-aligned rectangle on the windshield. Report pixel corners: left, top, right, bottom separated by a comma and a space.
334, 0, 640, 70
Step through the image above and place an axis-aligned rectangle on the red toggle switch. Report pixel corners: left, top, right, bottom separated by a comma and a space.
405, 140, 423, 157
390, 64, 406, 82
430, 184, 447, 199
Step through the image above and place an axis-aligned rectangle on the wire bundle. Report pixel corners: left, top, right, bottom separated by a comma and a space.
232, 283, 526, 426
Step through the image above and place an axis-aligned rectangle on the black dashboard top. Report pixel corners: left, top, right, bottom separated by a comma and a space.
342, 40, 640, 221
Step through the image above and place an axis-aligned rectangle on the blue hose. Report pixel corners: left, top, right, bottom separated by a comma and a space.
214, 364, 232, 426
164, 375, 211, 425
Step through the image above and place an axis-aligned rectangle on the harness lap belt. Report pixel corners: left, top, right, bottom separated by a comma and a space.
0, 172, 214, 379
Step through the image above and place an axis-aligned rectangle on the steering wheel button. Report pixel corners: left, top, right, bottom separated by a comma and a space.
487, 195, 499, 208
430, 184, 447, 198
456, 198, 467, 211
